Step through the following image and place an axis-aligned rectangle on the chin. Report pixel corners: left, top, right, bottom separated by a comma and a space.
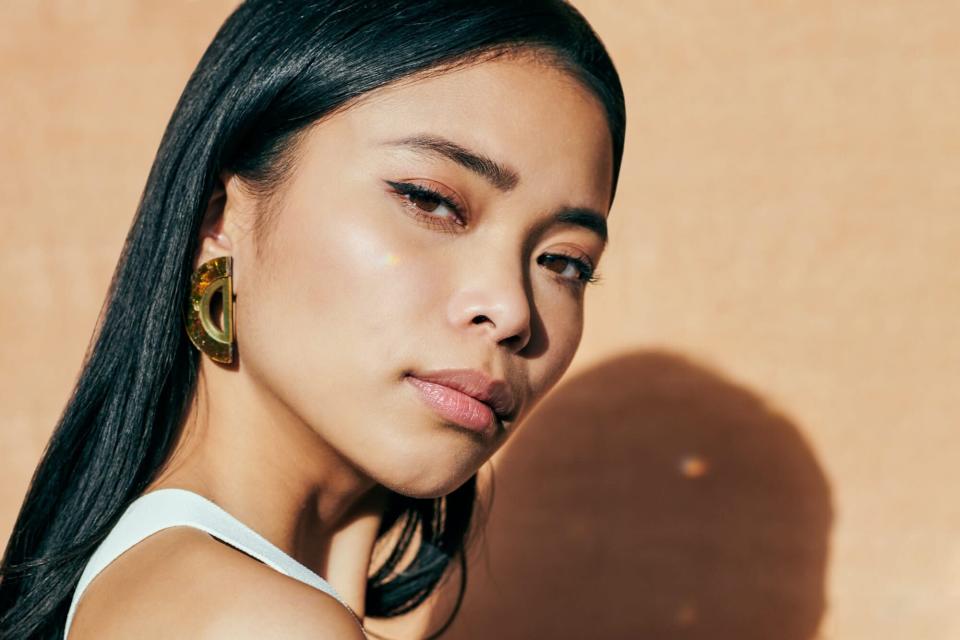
376, 459, 480, 500
357, 413, 493, 499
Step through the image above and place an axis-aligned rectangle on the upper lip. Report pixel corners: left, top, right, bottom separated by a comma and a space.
407, 368, 519, 422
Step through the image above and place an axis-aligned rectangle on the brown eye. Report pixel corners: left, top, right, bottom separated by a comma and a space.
537, 253, 600, 288
408, 193, 442, 213
386, 180, 467, 229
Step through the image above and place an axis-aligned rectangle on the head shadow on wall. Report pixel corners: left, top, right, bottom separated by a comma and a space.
430, 349, 834, 640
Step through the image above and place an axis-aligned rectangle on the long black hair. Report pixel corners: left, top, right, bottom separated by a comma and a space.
0, 1, 625, 637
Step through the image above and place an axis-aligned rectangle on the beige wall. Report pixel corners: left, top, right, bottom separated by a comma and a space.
1, 2, 956, 639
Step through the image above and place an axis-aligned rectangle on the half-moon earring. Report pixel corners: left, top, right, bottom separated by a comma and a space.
183, 255, 235, 364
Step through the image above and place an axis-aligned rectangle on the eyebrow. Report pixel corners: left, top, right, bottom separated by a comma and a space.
379, 133, 608, 246
381, 133, 520, 191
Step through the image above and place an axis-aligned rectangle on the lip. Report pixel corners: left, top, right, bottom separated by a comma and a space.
404, 368, 518, 435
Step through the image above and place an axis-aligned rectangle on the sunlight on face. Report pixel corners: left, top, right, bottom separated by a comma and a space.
231, 54, 613, 498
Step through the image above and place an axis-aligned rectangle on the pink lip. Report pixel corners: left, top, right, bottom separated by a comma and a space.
404, 367, 518, 436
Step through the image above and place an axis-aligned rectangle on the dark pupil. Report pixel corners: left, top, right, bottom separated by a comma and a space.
411, 193, 441, 212
540, 255, 572, 276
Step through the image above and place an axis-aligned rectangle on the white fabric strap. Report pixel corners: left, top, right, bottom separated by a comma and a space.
63, 488, 356, 639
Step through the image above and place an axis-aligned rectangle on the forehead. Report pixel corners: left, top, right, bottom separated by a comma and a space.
320, 56, 614, 211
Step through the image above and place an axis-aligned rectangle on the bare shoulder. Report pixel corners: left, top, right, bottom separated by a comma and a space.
198, 565, 367, 640
69, 526, 365, 640
199, 580, 366, 640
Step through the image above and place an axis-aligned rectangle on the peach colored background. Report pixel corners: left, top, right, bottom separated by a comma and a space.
1, 2, 957, 639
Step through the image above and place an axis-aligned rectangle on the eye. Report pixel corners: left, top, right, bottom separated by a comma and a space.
538, 252, 602, 289
386, 180, 466, 232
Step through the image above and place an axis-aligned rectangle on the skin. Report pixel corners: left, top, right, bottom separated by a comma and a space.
70, 53, 613, 638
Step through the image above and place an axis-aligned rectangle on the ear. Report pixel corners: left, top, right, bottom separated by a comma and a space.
194, 171, 238, 271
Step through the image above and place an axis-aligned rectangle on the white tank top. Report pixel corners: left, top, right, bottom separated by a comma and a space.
63, 488, 366, 639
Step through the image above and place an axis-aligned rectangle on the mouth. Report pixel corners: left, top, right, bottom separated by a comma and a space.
403, 368, 518, 437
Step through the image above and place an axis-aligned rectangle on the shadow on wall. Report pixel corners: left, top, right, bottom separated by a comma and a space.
433, 349, 834, 640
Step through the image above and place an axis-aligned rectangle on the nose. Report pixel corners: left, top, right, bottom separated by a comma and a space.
446, 254, 533, 353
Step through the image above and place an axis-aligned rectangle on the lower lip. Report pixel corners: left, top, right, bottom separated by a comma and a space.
405, 375, 497, 435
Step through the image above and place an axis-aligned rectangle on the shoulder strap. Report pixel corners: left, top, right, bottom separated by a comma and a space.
64, 488, 355, 639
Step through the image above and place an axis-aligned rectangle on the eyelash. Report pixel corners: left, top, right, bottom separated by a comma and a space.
387, 180, 467, 231
538, 254, 602, 287
386, 180, 602, 289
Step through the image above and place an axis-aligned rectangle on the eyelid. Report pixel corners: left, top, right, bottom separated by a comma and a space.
547, 242, 598, 274
386, 179, 467, 214
385, 179, 467, 233
539, 251, 601, 288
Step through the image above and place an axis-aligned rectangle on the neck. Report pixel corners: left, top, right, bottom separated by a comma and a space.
145, 361, 388, 617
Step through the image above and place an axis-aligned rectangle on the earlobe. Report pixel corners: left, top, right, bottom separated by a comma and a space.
195, 175, 235, 267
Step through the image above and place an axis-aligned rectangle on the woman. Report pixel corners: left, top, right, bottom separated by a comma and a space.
0, 1, 625, 638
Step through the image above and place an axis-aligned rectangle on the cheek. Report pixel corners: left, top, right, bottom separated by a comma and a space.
235, 197, 433, 410
523, 282, 586, 403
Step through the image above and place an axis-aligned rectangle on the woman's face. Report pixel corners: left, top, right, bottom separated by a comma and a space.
223, 56, 613, 498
